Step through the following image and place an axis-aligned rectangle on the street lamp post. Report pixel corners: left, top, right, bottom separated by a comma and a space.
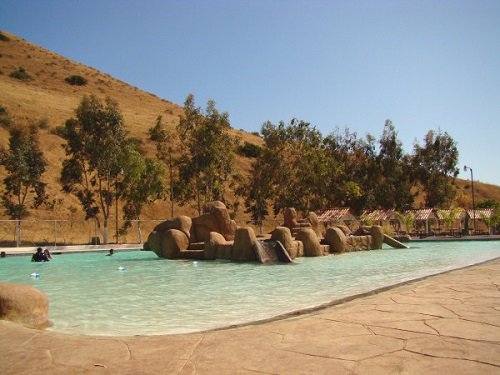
464, 165, 476, 234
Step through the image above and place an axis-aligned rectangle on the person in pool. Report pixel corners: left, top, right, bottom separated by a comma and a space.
44, 248, 53, 260
106, 248, 114, 256
32, 247, 49, 262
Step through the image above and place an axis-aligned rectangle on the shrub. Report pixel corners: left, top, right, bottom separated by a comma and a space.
237, 141, 262, 158
9, 67, 32, 81
0, 105, 12, 128
0, 32, 10, 42
51, 125, 67, 138
65, 75, 87, 86
37, 117, 49, 129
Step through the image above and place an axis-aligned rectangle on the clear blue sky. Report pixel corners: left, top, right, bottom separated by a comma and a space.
1, 0, 499, 185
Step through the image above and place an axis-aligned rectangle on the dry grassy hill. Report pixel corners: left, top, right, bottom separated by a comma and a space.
0, 30, 498, 244
0, 30, 259, 225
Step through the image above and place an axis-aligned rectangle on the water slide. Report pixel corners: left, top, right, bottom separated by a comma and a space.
255, 240, 293, 264
383, 234, 409, 249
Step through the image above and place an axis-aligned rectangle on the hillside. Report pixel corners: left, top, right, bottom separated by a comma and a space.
0, 30, 499, 241
0, 30, 259, 225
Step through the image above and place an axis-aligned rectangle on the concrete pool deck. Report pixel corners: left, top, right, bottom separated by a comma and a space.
1, 258, 499, 374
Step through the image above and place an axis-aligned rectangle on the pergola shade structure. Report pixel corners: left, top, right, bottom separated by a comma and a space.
406, 208, 438, 235
466, 208, 494, 234
315, 207, 357, 227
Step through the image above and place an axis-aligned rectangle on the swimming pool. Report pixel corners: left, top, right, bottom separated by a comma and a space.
0, 241, 499, 336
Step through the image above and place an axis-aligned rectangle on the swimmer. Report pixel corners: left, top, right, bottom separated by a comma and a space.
0, 251, 5, 258
32, 247, 49, 262
44, 248, 53, 260
106, 248, 114, 256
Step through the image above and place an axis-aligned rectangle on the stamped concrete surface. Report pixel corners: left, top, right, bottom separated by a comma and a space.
1, 259, 499, 374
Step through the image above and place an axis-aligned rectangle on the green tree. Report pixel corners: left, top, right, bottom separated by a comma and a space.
119, 143, 165, 242
149, 115, 176, 217
0, 125, 48, 219
176, 94, 236, 214
251, 119, 330, 215
0, 125, 48, 245
396, 211, 415, 234
412, 130, 459, 208
237, 157, 273, 234
60, 95, 126, 244
323, 127, 377, 213
375, 120, 413, 210
477, 199, 500, 233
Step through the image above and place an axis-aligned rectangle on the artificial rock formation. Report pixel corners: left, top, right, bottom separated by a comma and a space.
204, 232, 227, 260
191, 201, 237, 242
324, 225, 385, 253
0, 283, 49, 329
144, 202, 239, 260
271, 226, 304, 258
295, 228, 324, 257
144, 216, 192, 259
232, 227, 258, 261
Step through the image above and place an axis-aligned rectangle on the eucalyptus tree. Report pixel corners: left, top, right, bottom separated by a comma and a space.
375, 120, 413, 210
0, 125, 48, 245
60, 95, 127, 244
257, 119, 328, 215
412, 130, 459, 208
323, 127, 378, 213
119, 143, 165, 242
176, 94, 236, 214
149, 115, 176, 217
238, 156, 273, 234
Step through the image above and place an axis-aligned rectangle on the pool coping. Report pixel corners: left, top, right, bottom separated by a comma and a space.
2, 255, 499, 374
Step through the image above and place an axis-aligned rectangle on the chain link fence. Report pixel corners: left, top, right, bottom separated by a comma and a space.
0, 219, 166, 248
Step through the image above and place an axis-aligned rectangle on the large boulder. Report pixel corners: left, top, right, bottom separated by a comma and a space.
154, 216, 192, 240
154, 229, 190, 259
284, 207, 299, 229
271, 226, 294, 253
295, 228, 323, 257
232, 227, 258, 261
306, 212, 322, 237
370, 225, 384, 249
145, 216, 192, 255
204, 232, 226, 260
346, 235, 372, 251
324, 227, 347, 254
191, 201, 237, 242
143, 230, 161, 252
271, 226, 301, 259
336, 224, 352, 236
0, 283, 49, 329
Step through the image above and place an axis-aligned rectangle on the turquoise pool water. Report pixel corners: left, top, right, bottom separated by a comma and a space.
0, 241, 499, 336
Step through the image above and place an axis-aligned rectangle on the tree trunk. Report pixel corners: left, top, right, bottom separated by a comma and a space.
103, 220, 109, 244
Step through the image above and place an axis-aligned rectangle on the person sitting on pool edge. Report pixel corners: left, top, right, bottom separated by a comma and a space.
32, 247, 49, 262
106, 248, 114, 256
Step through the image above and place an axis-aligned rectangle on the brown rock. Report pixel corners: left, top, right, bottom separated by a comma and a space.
284, 207, 299, 229
346, 235, 371, 251
0, 283, 49, 329
324, 227, 347, 254
191, 202, 237, 242
232, 227, 257, 261
271, 227, 296, 257
306, 212, 322, 237
370, 225, 384, 249
154, 216, 192, 240
154, 229, 189, 259
143, 230, 161, 252
295, 228, 323, 257
335, 224, 352, 236
204, 232, 226, 260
